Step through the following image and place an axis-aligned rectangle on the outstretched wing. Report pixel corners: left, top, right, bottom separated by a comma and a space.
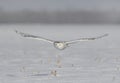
66, 34, 108, 44
15, 30, 54, 43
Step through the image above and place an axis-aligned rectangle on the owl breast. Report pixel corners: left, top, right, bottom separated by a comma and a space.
54, 41, 67, 50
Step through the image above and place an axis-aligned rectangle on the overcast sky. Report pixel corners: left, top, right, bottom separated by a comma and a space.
0, 0, 120, 11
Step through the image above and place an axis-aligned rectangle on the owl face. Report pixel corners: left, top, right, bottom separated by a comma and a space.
54, 41, 67, 50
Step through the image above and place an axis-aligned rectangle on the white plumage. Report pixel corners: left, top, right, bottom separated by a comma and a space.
15, 30, 108, 50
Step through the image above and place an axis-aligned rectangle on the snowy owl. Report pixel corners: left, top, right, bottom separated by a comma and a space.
15, 30, 108, 50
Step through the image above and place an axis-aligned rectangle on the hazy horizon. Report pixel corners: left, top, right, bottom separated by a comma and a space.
0, 0, 120, 11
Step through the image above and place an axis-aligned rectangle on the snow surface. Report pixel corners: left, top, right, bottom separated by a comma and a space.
0, 24, 120, 83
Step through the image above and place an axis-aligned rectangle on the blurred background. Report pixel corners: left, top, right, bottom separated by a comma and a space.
0, 0, 120, 24
1, 1, 120, 83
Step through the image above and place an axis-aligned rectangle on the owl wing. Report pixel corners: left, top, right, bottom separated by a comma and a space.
66, 34, 108, 44
15, 30, 54, 43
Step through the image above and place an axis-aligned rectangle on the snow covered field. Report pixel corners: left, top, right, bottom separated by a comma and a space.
0, 24, 120, 83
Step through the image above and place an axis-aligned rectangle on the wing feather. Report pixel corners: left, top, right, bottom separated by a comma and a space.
66, 34, 108, 44
15, 30, 54, 43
